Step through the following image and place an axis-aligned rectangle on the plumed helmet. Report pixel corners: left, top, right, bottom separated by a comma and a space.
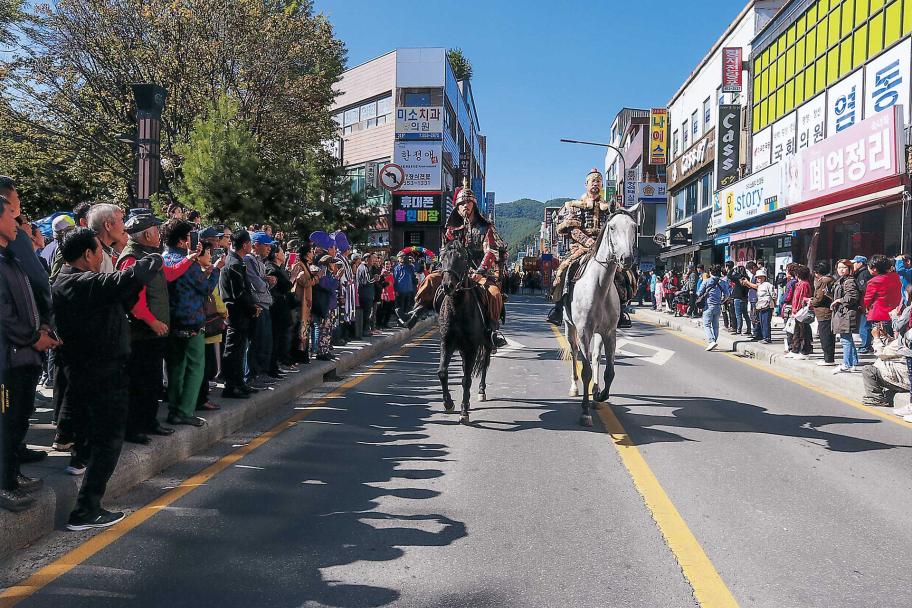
587, 167, 602, 180
455, 177, 476, 205
309, 230, 333, 250
331, 230, 350, 252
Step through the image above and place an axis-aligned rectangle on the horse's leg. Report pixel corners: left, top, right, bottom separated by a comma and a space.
590, 333, 603, 407
438, 341, 455, 412
578, 338, 593, 427
459, 347, 474, 424
596, 330, 617, 404
478, 347, 491, 402
566, 322, 579, 397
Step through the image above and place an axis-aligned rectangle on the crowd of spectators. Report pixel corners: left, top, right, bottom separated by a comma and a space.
636, 253, 912, 422
0, 176, 435, 525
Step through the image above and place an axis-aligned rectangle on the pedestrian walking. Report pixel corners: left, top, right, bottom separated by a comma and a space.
696, 264, 730, 351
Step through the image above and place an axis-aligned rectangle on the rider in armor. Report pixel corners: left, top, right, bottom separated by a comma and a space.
547, 168, 634, 328
406, 180, 508, 349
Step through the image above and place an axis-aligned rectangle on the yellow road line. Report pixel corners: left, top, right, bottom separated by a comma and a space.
0, 332, 432, 607
640, 317, 912, 430
550, 325, 740, 608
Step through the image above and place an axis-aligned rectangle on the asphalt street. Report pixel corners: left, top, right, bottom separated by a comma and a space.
2, 295, 910, 608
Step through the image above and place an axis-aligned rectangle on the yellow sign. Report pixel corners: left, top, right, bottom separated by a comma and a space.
649, 108, 668, 165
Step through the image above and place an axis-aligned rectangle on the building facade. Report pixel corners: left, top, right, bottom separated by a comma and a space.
331, 48, 487, 256
711, 0, 912, 269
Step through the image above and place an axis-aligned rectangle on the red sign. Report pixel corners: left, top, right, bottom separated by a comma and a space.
721, 47, 742, 93
796, 106, 902, 202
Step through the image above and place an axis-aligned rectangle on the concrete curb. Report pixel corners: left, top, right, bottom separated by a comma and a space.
632, 307, 867, 402
0, 318, 436, 560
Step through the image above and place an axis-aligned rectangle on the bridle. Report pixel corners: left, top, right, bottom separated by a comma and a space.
591, 208, 636, 271
441, 241, 473, 294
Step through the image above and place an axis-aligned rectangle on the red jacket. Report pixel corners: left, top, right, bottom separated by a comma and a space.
791, 279, 811, 311
864, 271, 902, 321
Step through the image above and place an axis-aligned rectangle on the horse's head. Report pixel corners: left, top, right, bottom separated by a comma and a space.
598, 208, 639, 271
440, 239, 471, 293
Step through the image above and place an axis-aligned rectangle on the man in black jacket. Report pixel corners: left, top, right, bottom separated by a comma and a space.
219, 230, 260, 398
0, 193, 59, 512
52, 227, 163, 530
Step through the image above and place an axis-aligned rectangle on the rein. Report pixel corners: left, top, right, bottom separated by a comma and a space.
590, 208, 635, 270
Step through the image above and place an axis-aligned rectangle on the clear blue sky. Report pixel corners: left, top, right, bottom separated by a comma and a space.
315, 0, 748, 204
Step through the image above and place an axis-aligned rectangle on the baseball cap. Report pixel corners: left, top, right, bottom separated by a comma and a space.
851, 255, 868, 264
251, 231, 275, 245
125, 213, 163, 234
199, 226, 221, 239
52, 214, 76, 233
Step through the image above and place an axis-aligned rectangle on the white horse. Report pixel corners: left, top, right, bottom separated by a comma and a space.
563, 209, 638, 426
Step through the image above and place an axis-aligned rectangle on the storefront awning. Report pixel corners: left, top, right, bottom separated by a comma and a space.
658, 244, 699, 260
728, 186, 905, 244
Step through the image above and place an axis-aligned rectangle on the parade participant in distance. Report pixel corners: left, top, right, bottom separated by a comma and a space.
406, 180, 507, 348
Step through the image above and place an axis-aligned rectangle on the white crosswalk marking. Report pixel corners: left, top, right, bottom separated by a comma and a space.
614, 338, 675, 366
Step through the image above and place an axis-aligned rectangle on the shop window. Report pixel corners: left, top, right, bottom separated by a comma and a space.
673, 189, 686, 224
685, 181, 698, 218
699, 172, 713, 210
869, 12, 884, 55
884, 0, 901, 45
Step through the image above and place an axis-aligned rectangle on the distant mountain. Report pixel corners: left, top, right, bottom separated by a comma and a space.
495, 197, 573, 258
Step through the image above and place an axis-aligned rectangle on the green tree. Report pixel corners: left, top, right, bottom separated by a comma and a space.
0, 0, 22, 45
446, 48, 473, 80
175, 95, 263, 225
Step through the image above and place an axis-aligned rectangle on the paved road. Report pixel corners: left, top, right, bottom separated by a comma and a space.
2, 295, 910, 608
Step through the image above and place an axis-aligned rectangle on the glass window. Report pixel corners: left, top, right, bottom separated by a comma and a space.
672, 130, 679, 156
853, 26, 868, 68
785, 79, 795, 112
376, 114, 388, 126
815, 56, 827, 92
776, 86, 785, 118
796, 67, 807, 105
816, 0, 829, 16
785, 45, 795, 79
795, 37, 806, 71
404, 92, 431, 106
807, 3, 818, 24
682, 121, 688, 145
787, 23, 797, 47
816, 16, 828, 55
703, 98, 711, 126
343, 107, 360, 126
869, 12, 884, 55
685, 181, 698, 218
673, 189, 686, 223
333, 112, 343, 127
753, 76, 762, 104
828, 5, 842, 44
842, 0, 855, 34
870, 0, 884, 11
753, 104, 761, 133
806, 26, 817, 64
777, 54, 786, 83
699, 172, 714, 210
904, 0, 912, 35
770, 56, 778, 86
805, 62, 816, 95
360, 101, 377, 121
885, 0, 901, 45
827, 47, 839, 82
839, 38, 853, 78
376, 96, 392, 116
797, 13, 807, 35
856, 0, 870, 26
692, 111, 699, 137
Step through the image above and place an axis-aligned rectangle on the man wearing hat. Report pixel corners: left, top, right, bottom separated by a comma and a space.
117, 212, 197, 444
852, 255, 873, 353
245, 231, 276, 385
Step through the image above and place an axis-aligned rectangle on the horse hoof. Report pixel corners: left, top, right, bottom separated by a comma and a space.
459, 414, 470, 424
443, 400, 455, 413
569, 386, 579, 397
579, 415, 593, 427
478, 393, 487, 402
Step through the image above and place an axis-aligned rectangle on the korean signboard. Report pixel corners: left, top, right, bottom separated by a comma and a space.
796, 93, 826, 151
395, 107, 443, 140
484, 192, 495, 215
365, 162, 379, 189
721, 47, 743, 93
798, 105, 902, 202
623, 169, 637, 207
392, 193, 443, 226
771, 110, 797, 165
863, 37, 910, 126
751, 126, 772, 171
393, 140, 442, 191
716, 162, 785, 228
667, 128, 715, 190
826, 69, 864, 135
649, 108, 668, 165
716, 104, 741, 189
637, 182, 667, 200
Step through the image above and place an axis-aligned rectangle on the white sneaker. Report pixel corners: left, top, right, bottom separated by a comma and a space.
793, 354, 809, 360
784, 352, 796, 358
891, 404, 912, 417
705, 342, 717, 351
817, 361, 837, 367
832, 365, 849, 374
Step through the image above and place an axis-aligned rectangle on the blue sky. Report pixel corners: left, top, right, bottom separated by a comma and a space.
316, 0, 748, 204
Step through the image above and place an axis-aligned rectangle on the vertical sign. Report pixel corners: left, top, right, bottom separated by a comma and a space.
649, 108, 668, 165
716, 104, 742, 189
796, 93, 826, 150
863, 37, 911, 125
624, 169, 637, 207
721, 47, 743, 93
365, 162, 379, 189
826, 69, 864, 135
751, 126, 772, 171
771, 110, 797, 164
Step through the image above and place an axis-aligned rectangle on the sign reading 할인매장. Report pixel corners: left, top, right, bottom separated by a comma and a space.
392, 193, 443, 226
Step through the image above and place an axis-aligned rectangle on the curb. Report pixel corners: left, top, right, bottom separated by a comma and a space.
0, 318, 436, 560
632, 307, 867, 402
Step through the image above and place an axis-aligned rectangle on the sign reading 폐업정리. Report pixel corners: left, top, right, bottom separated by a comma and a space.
392, 193, 442, 226
649, 108, 668, 165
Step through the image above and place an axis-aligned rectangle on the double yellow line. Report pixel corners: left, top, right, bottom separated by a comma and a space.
0, 332, 432, 607
550, 325, 740, 608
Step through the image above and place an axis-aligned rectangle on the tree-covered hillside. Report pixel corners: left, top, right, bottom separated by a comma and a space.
495, 197, 572, 258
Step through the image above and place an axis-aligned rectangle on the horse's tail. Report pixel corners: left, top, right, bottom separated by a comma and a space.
472, 347, 488, 378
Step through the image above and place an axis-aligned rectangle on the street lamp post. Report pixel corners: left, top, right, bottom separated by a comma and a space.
559, 138, 627, 183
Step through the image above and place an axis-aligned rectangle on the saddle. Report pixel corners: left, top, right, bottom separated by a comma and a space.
570, 253, 593, 282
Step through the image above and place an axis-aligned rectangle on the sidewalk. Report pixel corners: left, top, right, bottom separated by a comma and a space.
632, 305, 873, 403
0, 318, 436, 560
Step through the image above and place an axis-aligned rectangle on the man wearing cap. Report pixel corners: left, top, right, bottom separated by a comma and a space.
853, 256, 873, 353
117, 212, 197, 444
219, 230, 259, 398
245, 231, 276, 385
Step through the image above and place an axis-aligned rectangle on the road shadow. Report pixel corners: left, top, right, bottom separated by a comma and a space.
610, 393, 904, 453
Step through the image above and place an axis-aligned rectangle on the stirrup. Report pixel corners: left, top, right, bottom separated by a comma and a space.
492, 331, 508, 348
547, 305, 563, 327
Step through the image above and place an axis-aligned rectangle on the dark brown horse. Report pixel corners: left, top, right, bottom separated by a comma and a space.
437, 239, 492, 424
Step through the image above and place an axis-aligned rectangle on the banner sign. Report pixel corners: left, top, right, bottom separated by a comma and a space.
796, 93, 826, 151
771, 110, 797, 165
392, 192, 443, 226
799, 105, 903, 202
863, 37, 911, 126
751, 126, 772, 171
717, 162, 784, 228
716, 104, 742, 189
826, 69, 864, 135
365, 161, 379, 189
649, 108, 668, 165
393, 141, 442, 191
395, 106, 443, 139
624, 169, 637, 206
721, 47, 743, 93
637, 182, 667, 200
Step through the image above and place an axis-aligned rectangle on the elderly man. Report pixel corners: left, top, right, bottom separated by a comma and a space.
118, 212, 197, 443
220, 230, 259, 398
53, 227, 163, 529
245, 231, 276, 386
86, 203, 127, 272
